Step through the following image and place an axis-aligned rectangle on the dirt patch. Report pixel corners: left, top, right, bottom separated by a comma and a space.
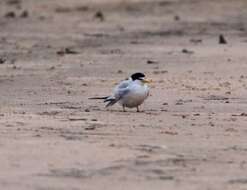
1, 0, 247, 189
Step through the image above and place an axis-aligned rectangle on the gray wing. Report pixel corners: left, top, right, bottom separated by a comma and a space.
115, 88, 130, 100
116, 80, 131, 89
104, 80, 130, 107
114, 80, 131, 99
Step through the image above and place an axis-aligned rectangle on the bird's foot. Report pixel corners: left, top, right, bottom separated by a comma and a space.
136, 107, 140, 112
122, 106, 126, 112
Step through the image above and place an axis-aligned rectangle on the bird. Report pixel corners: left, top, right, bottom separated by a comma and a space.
89, 72, 151, 112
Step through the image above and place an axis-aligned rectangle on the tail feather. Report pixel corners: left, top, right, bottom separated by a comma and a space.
89, 96, 118, 107
104, 97, 118, 107
88, 96, 109, 100
103, 97, 114, 102
105, 99, 118, 107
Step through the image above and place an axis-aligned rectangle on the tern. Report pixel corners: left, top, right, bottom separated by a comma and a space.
90, 72, 151, 112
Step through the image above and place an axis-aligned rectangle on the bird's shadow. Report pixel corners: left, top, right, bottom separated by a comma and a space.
87, 106, 158, 114
107, 108, 159, 115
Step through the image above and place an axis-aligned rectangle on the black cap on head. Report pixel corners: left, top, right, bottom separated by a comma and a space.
131, 72, 145, 81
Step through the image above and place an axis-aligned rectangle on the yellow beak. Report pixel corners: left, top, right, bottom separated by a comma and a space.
142, 79, 152, 83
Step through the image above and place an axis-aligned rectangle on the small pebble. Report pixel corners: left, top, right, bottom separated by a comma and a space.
174, 15, 180, 21
20, 10, 29, 18
5, 11, 16, 18
94, 11, 104, 21
219, 34, 227, 44
182, 49, 194, 54
0, 58, 6, 64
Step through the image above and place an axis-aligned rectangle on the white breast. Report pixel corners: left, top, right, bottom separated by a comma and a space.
119, 80, 149, 108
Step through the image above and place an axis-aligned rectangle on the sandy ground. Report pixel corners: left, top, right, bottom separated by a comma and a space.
1, 0, 247, 189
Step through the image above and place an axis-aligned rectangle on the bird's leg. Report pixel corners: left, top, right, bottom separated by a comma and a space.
136, 106, 140, 112
122, 105, 126, 112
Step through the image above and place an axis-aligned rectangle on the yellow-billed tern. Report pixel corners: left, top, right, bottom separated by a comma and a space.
90, 72, 151, 112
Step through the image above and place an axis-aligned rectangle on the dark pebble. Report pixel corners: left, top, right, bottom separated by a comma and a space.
5, 11, 16, 18
182, 49, 194, 54
219, 34, 227, 44
20, 10, 28, 18
147, 59, 158, 64
94, 11, 104, 21
0, 58, 6, 64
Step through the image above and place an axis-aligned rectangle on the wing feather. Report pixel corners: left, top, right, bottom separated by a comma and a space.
114, 79, 131, 99
104, 79, 131, 107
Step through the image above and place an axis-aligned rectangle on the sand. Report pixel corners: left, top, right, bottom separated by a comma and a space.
1, 0, 247, 189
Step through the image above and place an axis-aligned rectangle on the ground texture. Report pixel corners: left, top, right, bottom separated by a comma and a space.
1, 0, 247, 189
